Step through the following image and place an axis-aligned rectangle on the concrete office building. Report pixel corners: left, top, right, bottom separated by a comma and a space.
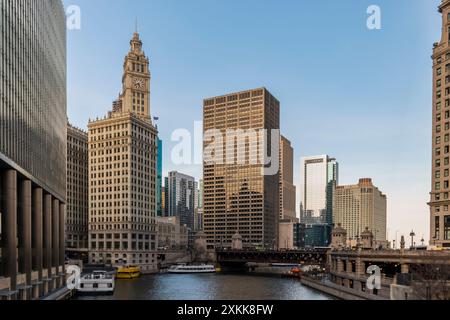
0, 0, 67, 299
430, 0, 450, 248
203, 88, 280, 249
66, 123, 89, 259
279, 136, 297, 221
88, 32, 158, 273
333, 178, 387, 242
157, 216, 189, 250
156, 138, 163, 217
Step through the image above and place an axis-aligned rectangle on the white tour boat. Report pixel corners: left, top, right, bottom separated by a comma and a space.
77, 271, 115, 295
168, 264, 216, 274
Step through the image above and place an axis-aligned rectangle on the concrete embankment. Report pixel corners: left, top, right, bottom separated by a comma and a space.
42, 287, 75, 300
300, 277, 387, 300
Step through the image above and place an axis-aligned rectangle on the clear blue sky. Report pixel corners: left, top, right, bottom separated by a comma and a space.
64, 0, 441, 243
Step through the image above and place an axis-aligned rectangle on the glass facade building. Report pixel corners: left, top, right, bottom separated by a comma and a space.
166, 171, 197, 231
0, 0, 67, 201
300, 155, 338, 225
0, 0, 67, 299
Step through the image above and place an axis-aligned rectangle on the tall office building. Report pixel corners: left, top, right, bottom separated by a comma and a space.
166, 171, 197, 231
156, 139, 163, 217
66, 123, 89, 258
161, 186, 167, 216
194, 179, 204, 231
0, 0, 67, 299
203, 88, 280, 249
279, 136, 296, 221
88, 32, 158, 273
164, 176, 169, 216
333, 178, 387, 242
300, 155, 338, 225
430, 0, 450, 248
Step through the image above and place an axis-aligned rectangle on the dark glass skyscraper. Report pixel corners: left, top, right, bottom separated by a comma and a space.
0, 0, 67, 299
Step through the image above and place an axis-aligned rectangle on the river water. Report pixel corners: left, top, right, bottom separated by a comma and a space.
75, 273, 332, 300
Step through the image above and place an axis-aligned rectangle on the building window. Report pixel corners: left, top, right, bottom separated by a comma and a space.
445, 216, 450, 240
435, 216, 440, 239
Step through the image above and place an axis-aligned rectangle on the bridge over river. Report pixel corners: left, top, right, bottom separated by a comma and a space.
216, 248, 329, 267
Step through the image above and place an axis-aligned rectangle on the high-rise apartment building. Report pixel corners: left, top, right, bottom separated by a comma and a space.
300, 155, 338, 225
166, 171, 197, 231
333, 178, 387, 242
279, 136, 296, 221
430, 0, 450, 248
0, 0, 67, 299
88, 32, 158, 273
66, 123, 89, 258
203, 88, 280, 249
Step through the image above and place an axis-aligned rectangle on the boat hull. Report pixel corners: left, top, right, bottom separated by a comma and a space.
168, 270, 216, 274
76, 289, 115, 296
116, 272, 140, 279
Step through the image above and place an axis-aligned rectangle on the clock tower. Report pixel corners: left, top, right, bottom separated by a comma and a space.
88, 30, 159, 273
119, 32, 151, 120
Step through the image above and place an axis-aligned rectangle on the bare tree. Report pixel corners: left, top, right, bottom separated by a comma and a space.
410, 264, 450, 300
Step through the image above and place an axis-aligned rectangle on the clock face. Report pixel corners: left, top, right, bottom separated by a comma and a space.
133, 77, 145, 90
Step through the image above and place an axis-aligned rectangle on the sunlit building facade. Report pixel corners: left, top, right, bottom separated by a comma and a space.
88, 32, 158, 273
203, 88, 280, 249
430, 0, 450, 248
333, 178, 387, 242
279, 136, 296, 221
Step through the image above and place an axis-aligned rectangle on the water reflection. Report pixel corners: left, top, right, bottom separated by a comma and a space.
76, 274, 332, 300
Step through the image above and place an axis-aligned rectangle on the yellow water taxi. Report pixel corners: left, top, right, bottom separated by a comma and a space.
116, 265, 141, 279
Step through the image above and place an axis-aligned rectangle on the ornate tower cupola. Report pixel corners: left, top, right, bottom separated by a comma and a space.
117, 32, 152, 121
131, 32, 143, 52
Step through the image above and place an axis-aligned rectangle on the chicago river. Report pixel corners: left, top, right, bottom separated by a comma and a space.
75, 274, 332, 300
